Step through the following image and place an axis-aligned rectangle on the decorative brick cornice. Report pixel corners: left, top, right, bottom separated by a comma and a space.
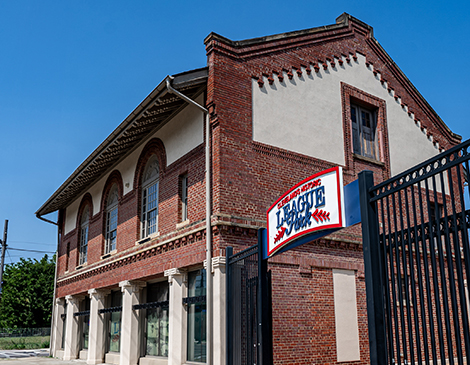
252, 50, 452, 154
57, 224, 207, 287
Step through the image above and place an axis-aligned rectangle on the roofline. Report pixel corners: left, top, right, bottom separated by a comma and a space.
204, 13, 460, 143
36, 67, 208, 217
204, 13, 372, 48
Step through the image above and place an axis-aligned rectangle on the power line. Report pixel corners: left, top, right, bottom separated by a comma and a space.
7, 247, 55, 254
9, 240, 56, 246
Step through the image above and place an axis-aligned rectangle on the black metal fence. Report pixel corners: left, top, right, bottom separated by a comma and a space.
360, 139, 470, 365
0, 327, 51, 338
226, 244, 259, 365
226, 229, 272, 365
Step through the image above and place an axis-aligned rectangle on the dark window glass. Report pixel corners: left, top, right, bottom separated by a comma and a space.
145, 282, 169, 357
187, 269, 206, 363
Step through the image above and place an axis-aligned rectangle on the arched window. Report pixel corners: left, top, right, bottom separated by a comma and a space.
105, 183, 119, 254
141, 155, 159, 238
79, 206, 89, 265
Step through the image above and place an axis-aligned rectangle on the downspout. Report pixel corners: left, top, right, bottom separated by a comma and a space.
36, 213, 59, 357
165, 78, 213, 365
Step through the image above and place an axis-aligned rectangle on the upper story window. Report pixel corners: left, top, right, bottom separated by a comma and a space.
351, 104, 378, 160
79, 206, 89, 265
141, 155, 159, 238
105, 184, 119, 254
341, 83, 390, 179
180, 174, 188, 222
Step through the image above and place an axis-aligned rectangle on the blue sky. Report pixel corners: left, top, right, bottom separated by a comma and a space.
0, 1, 468, 264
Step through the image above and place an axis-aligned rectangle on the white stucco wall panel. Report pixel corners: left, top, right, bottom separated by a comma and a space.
158, 94, 204, 166
252, 54, 441, 176
63, 94, 204, 235
333, 269, 360, 362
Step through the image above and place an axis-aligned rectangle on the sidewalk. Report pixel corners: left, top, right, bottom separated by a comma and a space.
0, 358, 86, 364
0, 349, 87, 364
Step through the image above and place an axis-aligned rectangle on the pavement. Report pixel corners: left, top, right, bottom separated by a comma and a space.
0, 349, 88, 364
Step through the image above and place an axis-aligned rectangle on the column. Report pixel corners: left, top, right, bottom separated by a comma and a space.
212, 257, 226, 365
64, 295, 84, 360
87, 288, 110, 365
164, 268, 187, 365
51, 297, 65, 358
119, 280, 145, 365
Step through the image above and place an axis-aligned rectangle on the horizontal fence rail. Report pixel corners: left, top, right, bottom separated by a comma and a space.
0, 327, 51, 338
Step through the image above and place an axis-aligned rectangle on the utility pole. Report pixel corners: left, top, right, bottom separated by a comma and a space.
0, 220, 8, 295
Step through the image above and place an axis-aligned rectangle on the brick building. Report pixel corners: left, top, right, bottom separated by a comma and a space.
37, 13, 461, 365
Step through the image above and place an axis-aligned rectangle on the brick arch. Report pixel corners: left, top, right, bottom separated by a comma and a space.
75, 193, 94, 229
133, 138, 167, 190
100, 170, 124, 213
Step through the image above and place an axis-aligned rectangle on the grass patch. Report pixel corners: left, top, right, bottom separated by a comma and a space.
0, 336, 50, 350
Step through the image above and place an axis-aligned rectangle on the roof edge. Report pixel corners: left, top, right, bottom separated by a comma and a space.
36, 67, 208, 217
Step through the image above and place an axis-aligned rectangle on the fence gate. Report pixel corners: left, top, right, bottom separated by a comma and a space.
226, 230, 272, 365
360, 139, 470, 365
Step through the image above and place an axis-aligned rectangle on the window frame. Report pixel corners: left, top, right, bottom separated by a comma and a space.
141, 155, 160, 239
79, 206, 89, 265
341, 82, 391, 179
180, 174, 188, 223
105, 184, 119, 254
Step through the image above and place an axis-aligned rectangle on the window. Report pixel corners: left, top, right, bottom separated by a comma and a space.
107, 291, 122, 353
341, 83, 390, 176
186, 269, 206, 363
79, 206, 89, 265
61, 302, 67, 350
180, 174, 188, 222
351, 104, 378, 160
105, 184, 119, 254
81, 297, 90, 350
65, 242, 70, 272
141, 155, 159, 238
145, 282, 169, 357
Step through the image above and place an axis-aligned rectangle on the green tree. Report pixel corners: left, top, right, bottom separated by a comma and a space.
0, 255, 55, 328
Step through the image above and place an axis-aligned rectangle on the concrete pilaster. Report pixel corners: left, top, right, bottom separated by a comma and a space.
64, 295, 84, 360
164, 268, 187, 365
119, 280, 145, 365
51, 297, 65, 358
87, 288, 110, 365
212, 256, 226, 365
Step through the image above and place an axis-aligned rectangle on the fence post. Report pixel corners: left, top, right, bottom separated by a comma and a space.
225, 246, 233, 365
358, 170, 387, 365
257, 228, 272, 365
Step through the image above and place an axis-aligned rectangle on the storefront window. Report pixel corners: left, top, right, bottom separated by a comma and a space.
146, 282, 169, 357
81, 297, 90, 350
187, 269, 206, 363
107, 291, 122, 353
61, 302, 67, 350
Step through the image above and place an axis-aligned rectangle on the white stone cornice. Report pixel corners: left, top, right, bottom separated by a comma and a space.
55, 297, 65, 305
65, 294, 84, 306
88, 288, 111, 300
119, 280, 146, 293
164, 268, 186, 284
212, 256, 226, 269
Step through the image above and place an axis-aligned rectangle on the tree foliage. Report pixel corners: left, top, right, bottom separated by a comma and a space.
0, 255, 55, 328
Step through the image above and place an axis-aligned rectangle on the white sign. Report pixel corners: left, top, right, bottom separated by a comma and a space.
266, 166, 345, 257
